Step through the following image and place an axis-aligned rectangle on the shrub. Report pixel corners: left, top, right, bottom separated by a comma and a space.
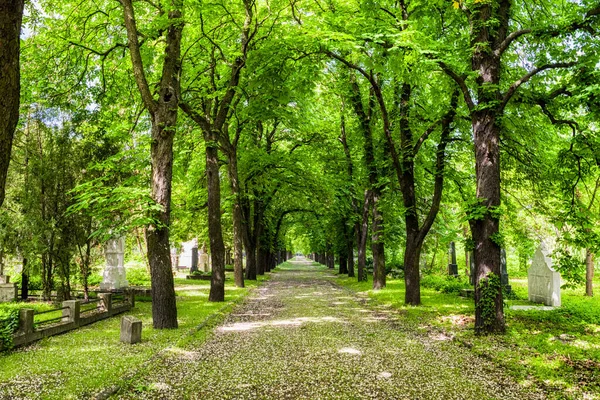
421, 274, 471, 295
126, 267, 151, 286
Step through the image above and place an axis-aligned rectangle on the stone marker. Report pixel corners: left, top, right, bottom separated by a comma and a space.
100, 237, 128, 291
199, 243, 210, 272
0, 282, 16, 303
120, 315, 142, 344
500, 248, 511, 293
0, 275, 9, 284
469, 252, 475, 285
528, 245, 561, 307
448, 242, 458, 277
179, 238, 198, 270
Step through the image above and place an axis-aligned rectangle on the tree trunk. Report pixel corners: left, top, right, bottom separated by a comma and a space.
372, 195, 385, 290
347, 226, 355, 277
257, 245, 268, 275
404, 232, 423, 305
244, 239, 257, 280
470, 111, 504, 333
205, 134, 226, 302
339, 253, 348, 275
146, 125, 178, 327
357, 194, 370, 281
226, 147, 244, 288
21, 257, 28, 300
0, 0, 24, 208
586, 248, 594, 297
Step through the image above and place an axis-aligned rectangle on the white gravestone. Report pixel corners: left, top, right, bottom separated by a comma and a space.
179, 239, 198, 269
199, 244, 210, 272
528, 246, 561, 307
100, 237, 128, 291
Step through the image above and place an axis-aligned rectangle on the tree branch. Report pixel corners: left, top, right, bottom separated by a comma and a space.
438, 61, 474, 111
501, 62, 577, 110
119, 0, 157, 115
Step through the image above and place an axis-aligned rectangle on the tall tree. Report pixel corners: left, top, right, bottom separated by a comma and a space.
0, 0, 24, 208
119, 0, 183, 328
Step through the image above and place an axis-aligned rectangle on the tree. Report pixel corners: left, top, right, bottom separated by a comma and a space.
0, 0, 24, 208
119, 0, 182, 328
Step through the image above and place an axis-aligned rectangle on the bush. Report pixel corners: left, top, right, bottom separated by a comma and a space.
0, 308, 19, 351
421, 274, 471, 295
126, 267, 151, 286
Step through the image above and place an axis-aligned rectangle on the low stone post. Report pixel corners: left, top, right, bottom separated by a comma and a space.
99, 293, 113, 315
120, 316, 142, 344
62, 300, 80, 324
126, 290, 135, 308
18, 309, 34, 335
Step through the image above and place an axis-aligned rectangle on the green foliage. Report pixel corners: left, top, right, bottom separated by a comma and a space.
553, 248, 586, 288
478, 273, 502, 332
421, 274, 471, 295
0, 308, 19, 351
126, 267, 151, 287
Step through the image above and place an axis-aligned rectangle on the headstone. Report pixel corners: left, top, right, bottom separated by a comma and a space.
500, 248, 511, 293
0, 275, 9, 284
448, 242, 458, 277
120, 316, 142, 344
190, 245, 199, 273
100, 237, 128, 291
469, 252, 475, 285
528, 246, 561, 307
170, 248, 179, 271
0, 283, 17, 303
199, 243, 210, 272
178, 238, 198, 270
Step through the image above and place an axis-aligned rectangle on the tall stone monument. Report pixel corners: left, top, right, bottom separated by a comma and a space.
199, 243, 210, 272
100, 237, 128, 291
448, 242, 458, 277
528, 245, 561, 307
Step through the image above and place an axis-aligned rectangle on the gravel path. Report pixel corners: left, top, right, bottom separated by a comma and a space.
115, 258, 542, 400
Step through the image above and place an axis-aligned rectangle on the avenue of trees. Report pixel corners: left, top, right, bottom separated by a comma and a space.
0, 0, 599, 333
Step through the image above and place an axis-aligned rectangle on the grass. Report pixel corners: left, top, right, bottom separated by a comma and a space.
334, 269, 600, 399
0, 273, 270, 400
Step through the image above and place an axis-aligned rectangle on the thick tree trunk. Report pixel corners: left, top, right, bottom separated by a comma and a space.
226, 148, 244, 288
0, 0, 24, 208
244, 240, 257, 280
339, 253, 348, 275
371, 195, 385, 290
257, 245, 268, 275
586, 249, 594, 297
147, 122, 178, 328
205, 134, 226, 302
471, 111, 504, 333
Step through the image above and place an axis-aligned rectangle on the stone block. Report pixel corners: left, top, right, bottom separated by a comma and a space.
528, 246, 561, 307
0, 275, 9, 284
0, 283, 17, 303
120, 316, 142, 344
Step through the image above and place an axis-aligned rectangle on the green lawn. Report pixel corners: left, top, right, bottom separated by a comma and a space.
335, 270, 600, 400
0, 273, 269, 400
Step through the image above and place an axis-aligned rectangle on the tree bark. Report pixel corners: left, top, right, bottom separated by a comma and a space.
225, 145, 244, 288
347, 226, 355, 277
371, 195, 385, 289
0, 0, 24, 208
357, 195, 370, 282
586, 249, 594, 297
206, 134, 226, 301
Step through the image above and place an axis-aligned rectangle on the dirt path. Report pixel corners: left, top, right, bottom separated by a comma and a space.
115, 258, 542, 400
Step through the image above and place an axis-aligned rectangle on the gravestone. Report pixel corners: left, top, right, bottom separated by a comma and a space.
500, 249, 511, 293
120, 316, 142, 344
448, 242, 458, 277
178, 238, 198, 270
100, 237, 128, 291
170, 248, 179, 271
469, 252, 475, 285
199, 243, 210, 272
528, 246, 561, 307
0, 282, 16, 303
